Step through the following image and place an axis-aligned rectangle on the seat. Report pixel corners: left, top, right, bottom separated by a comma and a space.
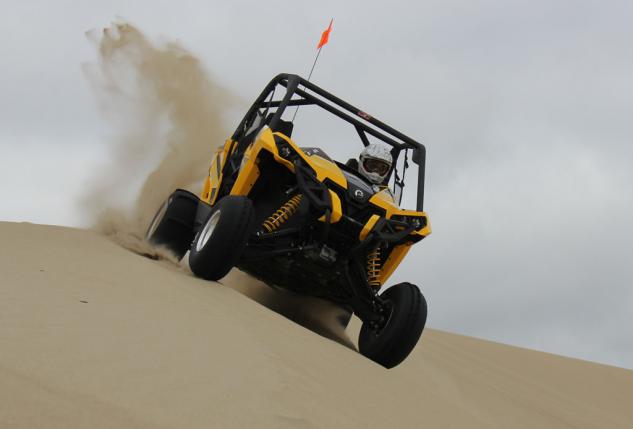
274, 119, 294, 138
265, 113, 294, 138
345, 158, 359, 170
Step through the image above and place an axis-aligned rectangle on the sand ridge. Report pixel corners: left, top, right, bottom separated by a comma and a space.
1, 221, 632, 428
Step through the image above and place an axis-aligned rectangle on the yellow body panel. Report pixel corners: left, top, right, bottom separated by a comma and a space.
359, 214, 381, 241
369, 191, 419, 218
229, 129, 292, 196
228, 129, 347, 226
201, 139, 233, 205
369, 191, 431, 238
201, 175, 212, 203
318, 190, 343, 223
229, 130, 276, 196
207, 127, 431, 282
379, 244, 412, 284
304, 152, 347, 189
230, 159, 260, 196
271, 131, 348, 190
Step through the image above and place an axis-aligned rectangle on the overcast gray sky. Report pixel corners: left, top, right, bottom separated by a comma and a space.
1, 0, 631, 369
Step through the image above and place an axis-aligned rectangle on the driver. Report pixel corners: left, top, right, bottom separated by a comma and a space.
358, 143, 393, 185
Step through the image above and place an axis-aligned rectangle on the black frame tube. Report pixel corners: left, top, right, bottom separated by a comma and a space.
232, 74, 426, 211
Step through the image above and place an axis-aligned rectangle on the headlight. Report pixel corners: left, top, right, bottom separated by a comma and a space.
390, 215, 427, 231
274, 135, 300, 162
279, 145, 292, 158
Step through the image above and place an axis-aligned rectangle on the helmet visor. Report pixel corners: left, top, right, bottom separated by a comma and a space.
362, 157, 390, 176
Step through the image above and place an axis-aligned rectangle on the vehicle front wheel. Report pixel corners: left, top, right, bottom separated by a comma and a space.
358, 282, 427, 368
146, 189, 199, 260
189, 195, 254, 281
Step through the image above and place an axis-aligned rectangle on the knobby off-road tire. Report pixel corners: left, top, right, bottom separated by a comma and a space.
146, 189, 199, 260
358, 282, 428, 368
189, 196, 254, 281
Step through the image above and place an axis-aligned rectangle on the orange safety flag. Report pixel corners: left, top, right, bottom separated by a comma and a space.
317, 19, 334, 49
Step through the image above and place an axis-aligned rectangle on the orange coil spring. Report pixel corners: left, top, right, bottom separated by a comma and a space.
367, 245, 382, 289
262, 194, 303, 233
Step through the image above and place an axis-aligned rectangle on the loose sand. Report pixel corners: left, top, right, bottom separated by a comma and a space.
1, 221, 632, 428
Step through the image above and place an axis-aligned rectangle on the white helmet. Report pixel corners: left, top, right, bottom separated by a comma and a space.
359, 143, 393, 184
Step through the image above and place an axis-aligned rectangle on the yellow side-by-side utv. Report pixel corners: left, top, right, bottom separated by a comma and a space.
147, 74, 431, 368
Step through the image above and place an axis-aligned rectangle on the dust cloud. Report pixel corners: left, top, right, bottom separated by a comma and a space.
81, 22, 353, 346
81, 22, 237, 255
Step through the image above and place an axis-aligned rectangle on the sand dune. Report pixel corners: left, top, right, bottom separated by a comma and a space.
1, 221, 632, 428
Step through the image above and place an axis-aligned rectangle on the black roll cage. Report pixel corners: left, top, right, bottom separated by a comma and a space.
231, 73, 427, 211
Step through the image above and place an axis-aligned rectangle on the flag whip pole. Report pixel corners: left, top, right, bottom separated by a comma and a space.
292, 18, 333, 123
306, 46, 323, 82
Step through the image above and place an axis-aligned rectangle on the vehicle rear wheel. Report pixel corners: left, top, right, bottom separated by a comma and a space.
189, 195, 254, 281
146, 189, 199, 260
358, 282, 427, 368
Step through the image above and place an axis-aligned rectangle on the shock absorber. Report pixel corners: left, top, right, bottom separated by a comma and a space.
262, 194, 303, 233
367, 245, 382, 289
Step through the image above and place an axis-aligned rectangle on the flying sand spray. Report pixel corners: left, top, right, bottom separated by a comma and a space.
83, 21, 354, 345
